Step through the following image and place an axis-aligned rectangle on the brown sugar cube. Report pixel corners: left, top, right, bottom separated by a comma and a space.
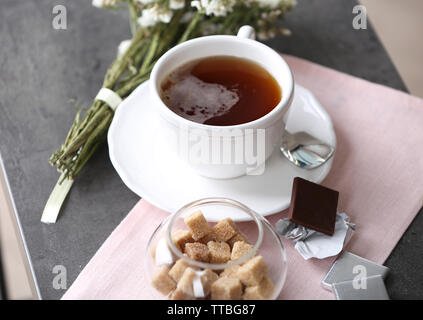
198, 232, 217, 244
169, 259, 191, 282
236, 256, 267, 286
151, 244, 157, 261
171, 230, 194, 252
170, 288, 192, 300
231, 241, 254, 261
151, 265, 176, 295
207, 241, 231, 264
243, 275, 275, 300
219, 264, 241, 278
199, 269, 219, 296
212, 218, 239, 242
227, 232, 249, 249
184, 210, 212, 240
211, 276, 243, 300
176, 267, 196, 297
185, 242, 210, 262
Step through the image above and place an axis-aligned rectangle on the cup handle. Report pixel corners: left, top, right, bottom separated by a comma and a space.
237, 25, 256, 40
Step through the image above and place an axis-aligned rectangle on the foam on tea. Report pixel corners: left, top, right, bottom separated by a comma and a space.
160, 56, 281, 126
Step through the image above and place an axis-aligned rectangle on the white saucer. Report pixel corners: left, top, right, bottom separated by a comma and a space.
108, 81, 336, 221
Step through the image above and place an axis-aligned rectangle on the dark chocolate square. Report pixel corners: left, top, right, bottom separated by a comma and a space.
288, 177, 339, 236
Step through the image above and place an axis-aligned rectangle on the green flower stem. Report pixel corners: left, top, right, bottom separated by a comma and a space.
103, 28, 146, 88
58, 106, 111, 162
178, 11, 202, 43
128, 0, 139, 37
72, 139, 104, 179
75, 100, 103, 136
133, 39, 151, 68
140, 30, 160, 74
117, 71, 150, 98
49, 107, 81, 165
217, 11, 238, 34
156, 10, 184, 53
72, 114, 111, 178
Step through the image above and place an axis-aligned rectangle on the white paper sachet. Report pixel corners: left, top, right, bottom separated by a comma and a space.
192, 270, 206, 298
276, 212, 355, 260
155, 238, 175, 266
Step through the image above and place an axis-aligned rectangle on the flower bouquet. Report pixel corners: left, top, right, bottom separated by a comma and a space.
42, 0, 296, 223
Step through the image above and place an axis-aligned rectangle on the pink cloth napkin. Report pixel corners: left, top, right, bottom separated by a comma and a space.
62, 55, 423, 300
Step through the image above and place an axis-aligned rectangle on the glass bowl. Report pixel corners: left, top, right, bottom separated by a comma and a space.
145, 197, 287, 300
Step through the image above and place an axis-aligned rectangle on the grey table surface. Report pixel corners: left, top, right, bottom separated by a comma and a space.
0, 0, 422, 300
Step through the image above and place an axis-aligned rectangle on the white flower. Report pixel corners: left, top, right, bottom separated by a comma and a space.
281, 28, 292, 36
191, 0, 236, 17
92, 0, 117, 8
159, 9, 173, 23
117, 39, 132, 59
138, 7, 157, 27
255, 0, 296, 9
135, 0, 184, 9
138, 5, 174, 27
170, 0, 185, 10
92, 0, 104, 8
191, 1, 202, 11
256, 0, 280, 8
257, 31, 270, 40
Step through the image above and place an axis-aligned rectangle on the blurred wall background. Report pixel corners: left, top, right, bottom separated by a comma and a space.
360, 0, 423, 98
0, 162, 35, 299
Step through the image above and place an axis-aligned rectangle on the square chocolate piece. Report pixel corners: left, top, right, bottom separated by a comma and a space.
288, 177, 339, 236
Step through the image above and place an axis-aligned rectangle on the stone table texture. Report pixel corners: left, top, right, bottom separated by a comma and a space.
0, 0, 421, 299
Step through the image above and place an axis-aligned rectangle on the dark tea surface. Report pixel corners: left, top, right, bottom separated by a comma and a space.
160, 56, 281, 126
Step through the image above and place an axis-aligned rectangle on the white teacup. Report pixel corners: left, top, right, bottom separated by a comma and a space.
150, 26, 294, 179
